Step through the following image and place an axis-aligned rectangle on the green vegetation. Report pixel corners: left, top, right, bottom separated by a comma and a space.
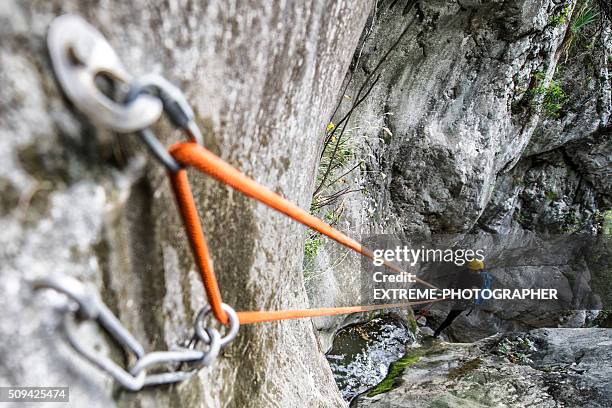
545, 190, 559, 202
602, 210, 612, 235
497, 336, 537, 365
312, 127, 357, 208
571, 2, 599, 34
561, 0, 601, 60
593, 209, 612, 234
447, 358, 482, 380
563, 210, 581, 232
367, 352, 422, 397
303, 233, 323, 280
550, 4, 572, 26
591, 310, 612, 328
407, 317, 417, 334
304, 235, 322, 263
304, 123, 361, 272
515, 67, 565, 117
533, 78, 567, 118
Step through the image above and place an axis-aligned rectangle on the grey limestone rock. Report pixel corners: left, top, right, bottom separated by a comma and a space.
0, 1, 372, 407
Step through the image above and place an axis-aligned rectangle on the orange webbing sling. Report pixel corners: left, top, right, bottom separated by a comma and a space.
168, 142, 440, 325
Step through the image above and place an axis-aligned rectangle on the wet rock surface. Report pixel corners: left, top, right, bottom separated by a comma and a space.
353, 328, 612, 408
326, 316, 417, 401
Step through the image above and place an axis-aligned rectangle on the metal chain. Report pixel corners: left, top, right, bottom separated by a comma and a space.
43, 14, 242, 389
32, 276, 238, 391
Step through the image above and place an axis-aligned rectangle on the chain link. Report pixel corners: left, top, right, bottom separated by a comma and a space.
32, 276, 238, 391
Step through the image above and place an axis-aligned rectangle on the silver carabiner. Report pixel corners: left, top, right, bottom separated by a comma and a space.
32, 276, 229, 390
32, 276, 147, 391
126, 74, 204, 172
47, 14, 162, 132
31, 275, 99, 319
62, 313, 146, 391
127, 74, 203, 145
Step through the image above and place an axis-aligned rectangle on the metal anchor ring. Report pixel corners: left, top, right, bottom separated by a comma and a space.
47, 14, 162, 132
191, 327, 222, 367
194, 303, 239, 348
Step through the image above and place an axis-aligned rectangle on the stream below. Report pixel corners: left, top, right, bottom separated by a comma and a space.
325, 315, 417, 401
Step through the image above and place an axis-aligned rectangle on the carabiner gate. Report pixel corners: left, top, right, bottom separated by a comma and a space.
126, 75, 203, 172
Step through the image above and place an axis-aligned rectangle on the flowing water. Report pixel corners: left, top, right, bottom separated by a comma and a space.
325, 316, 416, 401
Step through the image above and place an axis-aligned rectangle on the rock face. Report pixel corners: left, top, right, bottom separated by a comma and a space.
0, 1, 371, 407
307, 0, 610, 344
481, 17, 611, 236
342, 0, 573, 235
354, 328, 612, 408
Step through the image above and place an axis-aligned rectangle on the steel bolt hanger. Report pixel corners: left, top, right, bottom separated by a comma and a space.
47, 14, 163, 132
